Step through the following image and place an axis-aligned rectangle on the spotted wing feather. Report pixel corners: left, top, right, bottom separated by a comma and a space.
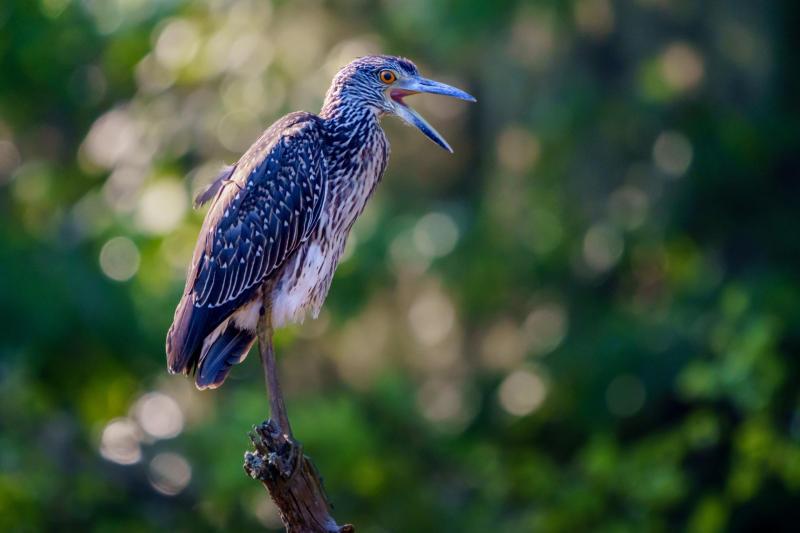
167, 112, 327, 375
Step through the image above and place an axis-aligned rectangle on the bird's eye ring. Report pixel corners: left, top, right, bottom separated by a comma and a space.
379, 70, 397, 84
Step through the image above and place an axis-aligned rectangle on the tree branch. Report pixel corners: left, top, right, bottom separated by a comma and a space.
244, 421, 353, 533
244, 296, 352, 532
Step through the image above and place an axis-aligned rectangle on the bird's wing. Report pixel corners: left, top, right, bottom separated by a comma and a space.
190, 115, 327, 310
167, 112, 327, 375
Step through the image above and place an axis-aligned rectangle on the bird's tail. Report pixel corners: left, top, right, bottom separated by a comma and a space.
166, 294, 207, 376
195, 323, 255, 389
167, 294, 255, 389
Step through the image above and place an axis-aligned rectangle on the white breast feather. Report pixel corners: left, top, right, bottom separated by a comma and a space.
271, 243, 326, 328
232, 298, 262, 332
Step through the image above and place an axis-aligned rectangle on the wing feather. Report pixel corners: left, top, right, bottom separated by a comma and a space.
192, 117, 326, 311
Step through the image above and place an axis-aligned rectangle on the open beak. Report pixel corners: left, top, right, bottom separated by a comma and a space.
389, 76, 476, 153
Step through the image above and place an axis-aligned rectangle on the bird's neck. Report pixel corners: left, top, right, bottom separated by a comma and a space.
320, 94, 376, 122
319, 100, 382, 152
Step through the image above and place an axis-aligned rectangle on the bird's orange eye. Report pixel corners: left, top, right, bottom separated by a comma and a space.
379, 70, 397, 84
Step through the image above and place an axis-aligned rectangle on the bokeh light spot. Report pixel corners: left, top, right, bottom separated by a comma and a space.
574, 0, 615, 39
408, 288, 456, 347
148, 452, 192, 496
135, 53, 177, 93
498, 368, 547, 416
103, 166, 146, 214
135, 179, 188, 234
99, 236, 140, 282
660, 42, 705, 92
608, 186, 649, 230
480, 318, 525, 369
155, 19, 200, 71
606, 374, 646, 417
653, 131, 693, 178
413, 212, 460, 259
583, 223, 624, 273
524, 303, 568, 355
99, 418, 142, 465
389, 228, 431, 275
82, 109, 139, 170
508, 7, 555, 69
132, 391, 184, 440
417, 379, 463, 424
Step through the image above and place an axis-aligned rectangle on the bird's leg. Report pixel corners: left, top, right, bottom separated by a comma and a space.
257, 297, 293, 439
248, 295, 351, 532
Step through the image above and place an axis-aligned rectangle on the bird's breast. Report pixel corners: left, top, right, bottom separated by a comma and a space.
270, 240, 329, 328
270, 127, 388, 329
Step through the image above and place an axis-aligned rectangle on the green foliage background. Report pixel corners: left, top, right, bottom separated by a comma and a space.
1, 0, 799, 531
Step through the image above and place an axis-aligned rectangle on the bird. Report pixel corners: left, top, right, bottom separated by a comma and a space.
166, 55, 475, 390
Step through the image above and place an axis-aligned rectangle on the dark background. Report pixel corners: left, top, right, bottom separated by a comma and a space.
1, 0, 799, 531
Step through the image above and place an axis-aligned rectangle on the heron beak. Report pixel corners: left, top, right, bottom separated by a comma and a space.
389, 76, 476, 153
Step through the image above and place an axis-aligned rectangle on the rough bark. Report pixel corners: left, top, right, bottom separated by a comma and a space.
244, 421, 353, 532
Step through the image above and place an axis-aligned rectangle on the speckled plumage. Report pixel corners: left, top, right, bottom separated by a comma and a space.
167, 55, 473, 389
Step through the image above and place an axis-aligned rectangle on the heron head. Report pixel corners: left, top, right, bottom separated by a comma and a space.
326, 55, 476, 153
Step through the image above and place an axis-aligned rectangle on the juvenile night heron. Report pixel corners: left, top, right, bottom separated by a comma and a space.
167, 55, 475, 391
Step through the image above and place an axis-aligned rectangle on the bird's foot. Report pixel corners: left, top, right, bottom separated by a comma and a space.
244, 419, 301, 481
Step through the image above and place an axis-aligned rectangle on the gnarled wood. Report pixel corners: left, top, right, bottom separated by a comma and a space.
244, 421, 352, 533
